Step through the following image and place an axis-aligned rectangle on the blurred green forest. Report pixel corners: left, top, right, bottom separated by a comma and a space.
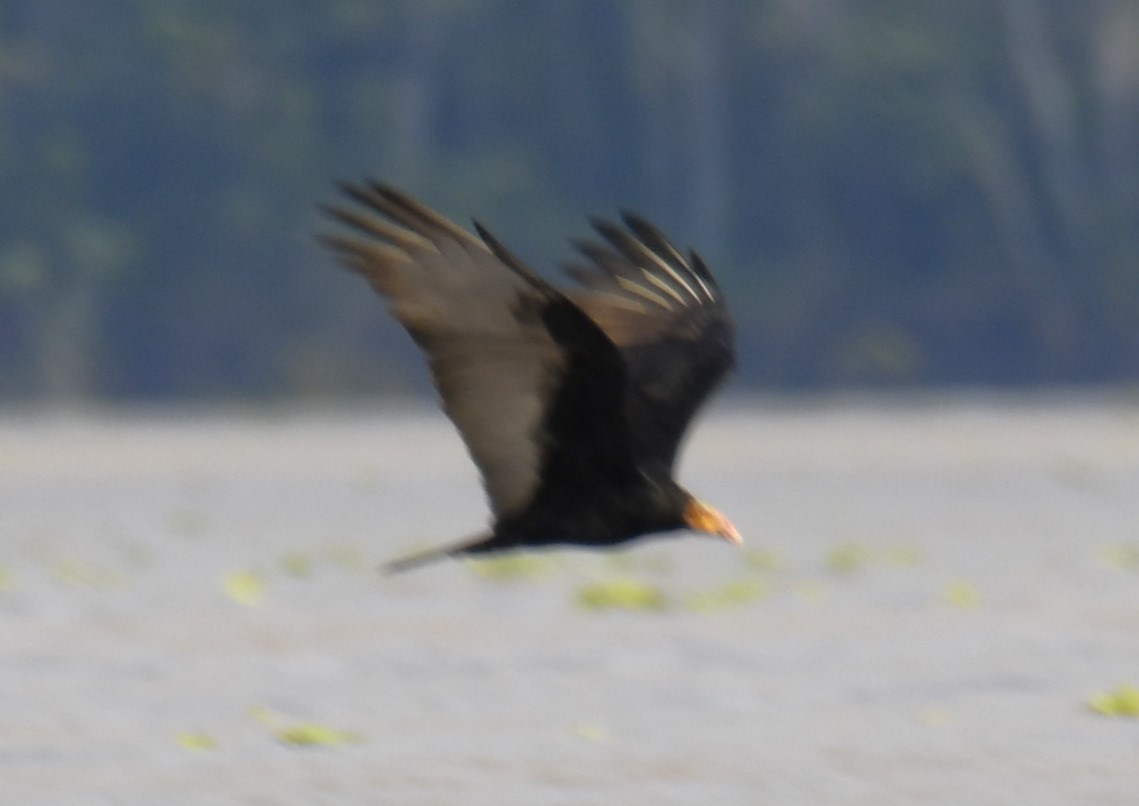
1, 0, 1137, 403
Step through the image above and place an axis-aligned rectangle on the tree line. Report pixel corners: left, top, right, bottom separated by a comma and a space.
1, 0, 1136, 402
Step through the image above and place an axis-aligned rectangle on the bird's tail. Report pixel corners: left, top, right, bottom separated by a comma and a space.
382, 532, 494, 575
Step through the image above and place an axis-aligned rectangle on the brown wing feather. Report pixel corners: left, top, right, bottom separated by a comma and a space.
320, 183, 563, 519
564, 213, 735, 473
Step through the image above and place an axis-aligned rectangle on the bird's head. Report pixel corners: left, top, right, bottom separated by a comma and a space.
682, 497, 742, 546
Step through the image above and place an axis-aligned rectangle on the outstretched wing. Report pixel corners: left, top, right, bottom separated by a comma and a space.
563, 213, 735, 475
319, 181, 634, 520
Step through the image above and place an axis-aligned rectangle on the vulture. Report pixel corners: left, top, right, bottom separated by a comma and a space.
319, 181, 739, 572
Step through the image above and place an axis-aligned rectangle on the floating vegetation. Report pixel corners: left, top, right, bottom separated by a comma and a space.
826, 542, 922, 573
575, 578, 667, 611
466, 553, 554, 581
251, 706, 362, 747
223, 571, 265, 606
573, 721, 610, 743
175, 731, 218, 751
683, 579, 770, 613
279, 552, 314, 577
276, 723, 363, 747
0, 565, 10, 590
1099, 545, 1139, 571
743, 548, 781, 573
826, 543, 872, 573
1087, 684, 1139, 718
943, 580, 981, 608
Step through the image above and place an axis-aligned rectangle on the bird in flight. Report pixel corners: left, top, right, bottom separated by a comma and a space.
319, 181, 739, 572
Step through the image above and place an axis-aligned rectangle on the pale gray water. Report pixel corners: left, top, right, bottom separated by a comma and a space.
1, 400, 1138, 804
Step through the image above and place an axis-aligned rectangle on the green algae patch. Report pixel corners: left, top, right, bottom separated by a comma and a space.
825, 542, 922, 573
826, 543, 872, 573
1100, 545, 1139, 570
175, 731, 219, 751
467, 553, 555, 581
573, 721, 611, 743
942, 580, 981, 608
1088, 684, 1139, 717
683, 579, 770, 612
743, 549, 781, 573
223, 571, 265, 606
278, 552, 314, 577
251, 706, 363, 747
276, 723, 363, 747
575, 578, 668, 611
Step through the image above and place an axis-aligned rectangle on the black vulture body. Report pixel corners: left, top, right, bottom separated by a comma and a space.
319, 181, 739, 572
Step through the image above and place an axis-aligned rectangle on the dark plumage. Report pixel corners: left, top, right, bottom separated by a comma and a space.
319, 181, 739, 572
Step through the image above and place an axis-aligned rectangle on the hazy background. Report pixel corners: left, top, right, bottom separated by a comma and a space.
3, 0, 1138, 405
4, 6, 1139, 802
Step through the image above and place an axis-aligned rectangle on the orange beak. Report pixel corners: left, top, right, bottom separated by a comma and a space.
683, 499, 743, 546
